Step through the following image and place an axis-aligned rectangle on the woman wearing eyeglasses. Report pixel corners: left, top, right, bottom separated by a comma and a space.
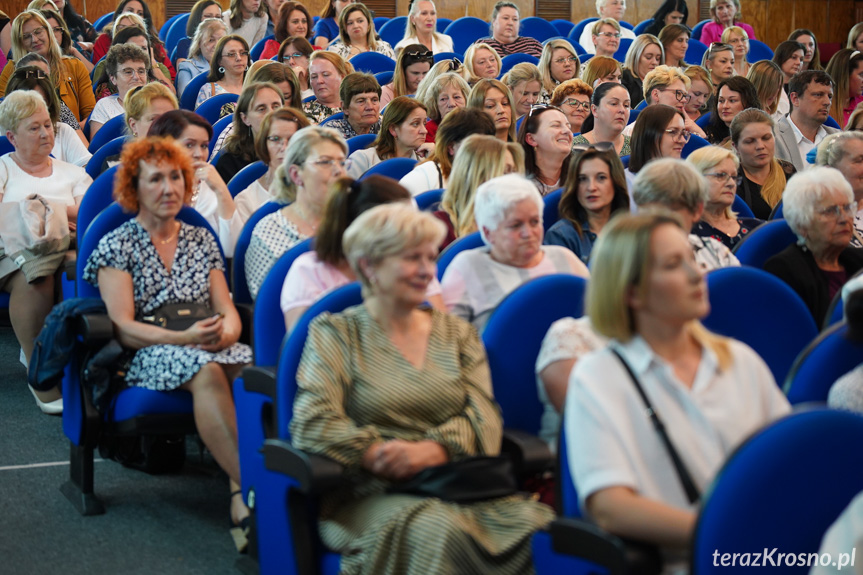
178, 18, 228, 98
395, 0, 453, 54
90, 44, 149, 139
551, 78, 593, 135
621, 34, 664, 107
765, 167, 863, 326
572, 82, 631, 157
196, 35, 249, 108
380, 44, 433, 107
91, 26, 175, 101
277, 36, 314, 99
259, 2, 313, 60
538, 40, 580, 103
0, 11, 95, 123
246, 126, 348, 300
518, 105, 574, 196
688, 145, 762, 250
626, 104, 689, 190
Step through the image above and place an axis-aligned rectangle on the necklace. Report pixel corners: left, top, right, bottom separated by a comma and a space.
139, 218, 180, 245
292, 202, 319, 233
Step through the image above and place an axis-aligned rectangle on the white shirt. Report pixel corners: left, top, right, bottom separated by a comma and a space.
348, 148, 419, 179
0, 155, 90, 205
566, 335, 790, 570
399, 160, 444, 196
787, 114, 828, 170
89, 94, 124, 126
52, 123, 92, 168
218, 179, 274, 257
223, 11, 268, 47
394, 34, 454, 55
578, 24, 635, 55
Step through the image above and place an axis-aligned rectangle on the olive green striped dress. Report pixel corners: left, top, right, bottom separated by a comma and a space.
291, 306, 554, 575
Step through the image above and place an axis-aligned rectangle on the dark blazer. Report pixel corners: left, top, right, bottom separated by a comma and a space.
764, 243, 863, 326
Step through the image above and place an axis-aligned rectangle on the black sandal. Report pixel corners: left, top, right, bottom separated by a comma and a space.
229, 490, 250, 554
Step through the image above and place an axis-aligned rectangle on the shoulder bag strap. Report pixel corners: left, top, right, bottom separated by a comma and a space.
610, 347, 701, 504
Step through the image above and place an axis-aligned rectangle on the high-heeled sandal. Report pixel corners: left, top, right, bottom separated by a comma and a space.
229, 490, 250, 554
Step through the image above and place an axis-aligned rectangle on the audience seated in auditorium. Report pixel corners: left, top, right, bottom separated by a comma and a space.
196, 34, 249, 108
178, 18, 229, 97
326, 3, 394, 60
537, 39, 580, 103
222, 0, 268, 48
259, 2, 313, 61
416, 70, 469, 142
380, 45, 433, 106
347, 97, 430, 178
518, 104, 573, 195
277, 36, 314, 99
699, 0, 757, 45
722, 25, 751, 77
476, 1, 543, 58
626, 105, 689, 189
303, 51, 352, 124
441, 173, 589, 331
464, 42, 501, 83
704, 76, 761, 145
658, 23, 690, 69
327, 72, 382, 140
551, 78, 593, 135
620, 34, 663, 108
394, 0, 454, 54
578, 0, 635, 52
468, 78, 517, 142
502, 63, 543, 120
588, 18, 622, 59
572, 82, 631, 156
774, 70, 839, 172
817, 132, 863, 246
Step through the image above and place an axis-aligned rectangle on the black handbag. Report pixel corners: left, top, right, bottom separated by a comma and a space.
388, 456, 518, 503
139, 303, 216, 332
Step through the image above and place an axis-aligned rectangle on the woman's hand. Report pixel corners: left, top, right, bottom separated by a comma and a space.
194, 161, 236, 220
184, 314, 225, 350
684, 115, 707, 139
290, 64, 307, 87
78, 41, 94, 52
363, 439, 448, 481
416, 143, 434, 159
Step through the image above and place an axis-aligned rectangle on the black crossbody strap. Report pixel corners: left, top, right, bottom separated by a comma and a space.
611, 348, 701, 504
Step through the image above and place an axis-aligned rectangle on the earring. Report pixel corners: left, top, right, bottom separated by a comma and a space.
218, 66, 225, 74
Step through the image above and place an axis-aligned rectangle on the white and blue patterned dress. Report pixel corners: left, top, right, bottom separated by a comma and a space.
83, 219, 252, 391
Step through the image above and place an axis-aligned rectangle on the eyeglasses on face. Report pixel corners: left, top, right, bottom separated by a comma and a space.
703, 171, 742, 186
51, 26, 65, 35
118, 67, 148, 79
282, 52, 308, 62
817, 202, 857, 219
223, 50, 249, 60
553, 56, 579, 65
562, 98, 591, 111
305, 157, 352, 172
664, 128, 692, 142
22, 27, 48, 43
658, 88, 691, 103
596, 31, 621, 39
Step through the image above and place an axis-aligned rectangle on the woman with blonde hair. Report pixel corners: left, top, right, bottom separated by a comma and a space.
327, 3, 394, 60
551, 78, 593, 135
418, 71, 469, 142
699, 0, 757, 44
722, 25, 750, 77
223, 0, 268, 47
178, 18, 229, 97
621, 34, 664, 107
436, 134, 524, 248
380, 44, 433, 106
347, 97, 430, 177
538, 39, 580, 101
581, 55, 622, 89
468, 78, 517, 142
658, 23, 689, 69
848, 22, 863, 53
683, 65, 713, 122
747, 60, 784, 121
826, 49, 863, 128
394, 0, 453, 54
730, 108, 795, 219
0, 10, 94, 122
702, 41, 735, 87
688, 145, 762, 249
464, 42, 501, 83
567, 208, 788, 571
501, 63, 543, 120
303, 50, 353, 123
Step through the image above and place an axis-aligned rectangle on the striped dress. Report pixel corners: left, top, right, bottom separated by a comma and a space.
291, 306, 554, 575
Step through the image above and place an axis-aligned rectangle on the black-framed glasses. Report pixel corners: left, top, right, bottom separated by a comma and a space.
562, 98, 591, 111
704, 172, 743, 186
572, 141, 615, 152
447, 57, 462, 71
658, 88, 691, 103
528, 103, 563, 116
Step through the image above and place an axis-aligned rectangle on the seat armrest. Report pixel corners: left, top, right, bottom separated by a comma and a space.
502, 428, 554, 476
549, 517, 627, 575
242, 366, 277, 399
77, 313, 114, 346
236, 303, 253, 345
263, 439, 344, 495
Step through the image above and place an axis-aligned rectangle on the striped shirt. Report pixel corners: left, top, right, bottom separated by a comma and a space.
476, 36, 543, 57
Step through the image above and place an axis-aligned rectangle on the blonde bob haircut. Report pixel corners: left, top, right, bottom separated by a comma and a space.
624, 34, 664, 80
591, 17, 621, 36
631, 157, 708, 214
309, 50, 354, 79
582, 56, 622, 89
468, 78, 518, 141
271, 126, 348, 203
123, 82, 179, 135
538, 39, 580, 93
0, 90, 48, 134
343, 202, 446, 296
643, 64, 690, 104
338, 3, 380, 51
746, 60, 783, 115
709, 0, 742, 23
586, 210, 731, 368
464, 42, 502, 83
420, 72, 470, 123
112, 12, 147, 37
11, 11, 64, 85
686, 145, 741, 218
501, 63, 543, 100
442, 134, 525, 238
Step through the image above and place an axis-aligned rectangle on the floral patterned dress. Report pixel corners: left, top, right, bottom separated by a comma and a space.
83, 219, 251, 390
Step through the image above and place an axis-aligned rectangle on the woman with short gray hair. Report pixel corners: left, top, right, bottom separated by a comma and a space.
632, 158, 740, 270
441, 173, 589, 331
764, 166, 863, 325
817, 132, 863, 246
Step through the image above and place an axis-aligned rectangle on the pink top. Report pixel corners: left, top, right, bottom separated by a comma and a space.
699, 21, 757, 45
280, 251, 443, 315
843, 94, 863, 127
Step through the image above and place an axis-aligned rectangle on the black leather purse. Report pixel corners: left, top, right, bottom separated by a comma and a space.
139, 303, 216, 332
388, 456, 518, 503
